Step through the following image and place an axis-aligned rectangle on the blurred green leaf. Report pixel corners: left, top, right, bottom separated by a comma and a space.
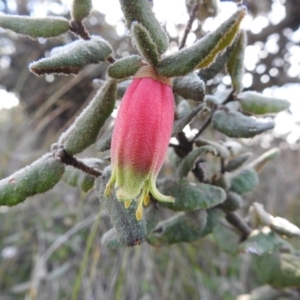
226, 30, 247, 94
158, 179, 226, 211
0, 15, 69, 38
238, 91, 290, 115
238, 229, 286, 255
230, 168, 258, 194
175, 146, 217, 178
224, 152, 252, 172
220, 191, 243, 212
101, 228, 122, 249
148, 210, 207, 246
172, 103, 207, 136
96, 127, 113, 152
71, 0, 92, 21
254, 252, 300, 288
248, 148, 280, 173
176, 99, 191, 118
212, 108, 275, 138
148, 208, 223, 246
271, 217, 300, 237
213, 223, 240, 254
195, 138, 231, 158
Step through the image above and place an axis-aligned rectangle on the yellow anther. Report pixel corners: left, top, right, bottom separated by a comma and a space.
104, 183, 112, 198
124, 200, 131, 209
143, 194, 150, 206
136, 204, 143, 221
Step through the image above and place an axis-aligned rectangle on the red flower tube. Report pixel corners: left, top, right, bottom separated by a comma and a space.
105, 65, 175, 220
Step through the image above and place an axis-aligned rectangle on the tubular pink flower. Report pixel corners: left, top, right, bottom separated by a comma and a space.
105, 65, 175, 220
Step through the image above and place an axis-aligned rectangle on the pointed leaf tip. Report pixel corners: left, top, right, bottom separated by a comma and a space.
29, 36, 112, 76
212, 108, 274, 138
157, 7, 246, 77
131, 22, 160, 66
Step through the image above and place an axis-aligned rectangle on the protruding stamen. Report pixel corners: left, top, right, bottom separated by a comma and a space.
136, 203, 143, 221
104, 183, 113, 198
143, 194, 150, 206
124, 200, 131, 209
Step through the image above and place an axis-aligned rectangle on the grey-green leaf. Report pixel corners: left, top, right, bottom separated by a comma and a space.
213, 223, 240, 254
29, 36, 112, 76
59, 80, 116, 155
108, 55, 143, 79
158, 179, 226, 211
212, 108, 275, 138
148, 210, 207, 246
148, 208, 223, 246
175, 146, 217, 178
238, 91, 290, 115
101, 228, 122, 249
220, 191, 243, 212
230, 168, 258, 194
224, 152, 252, 172
0, 153, 65, 206
198, 40, 237, 82
62, 158, 103, 192
71, 0, 92, 21
271, 217, 300, 237
254, 252, 300, 288
226, 30, 247, 94
195, 138, 231, 158
96, 127, 113, 152
119, 0, 169, 54
157, 7, 246, 77
248, 148, 280, 173
0, 15, 69, 38
238, 229, 286, 255
131, 22, 160, 66
96, 166, 147, 247
172, 103, 208, 136
173, 73, 205, 102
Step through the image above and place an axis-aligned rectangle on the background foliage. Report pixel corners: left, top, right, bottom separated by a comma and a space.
0, 0, 300, 299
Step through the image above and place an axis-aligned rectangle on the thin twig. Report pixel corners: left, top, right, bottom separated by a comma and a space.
169, 142, 180, 148
220, 157, 225, 174
191, 89, 235, 143
179, 3, 200, 50
225, 212, 252, 241
191, 112, 213, 143
106, 56, 116, 64
221, 90, 235, 105
175, 131, 193, 158
52, 145, 102, 177
69, 20, 91, 40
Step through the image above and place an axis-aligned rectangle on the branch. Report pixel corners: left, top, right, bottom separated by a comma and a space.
225, 212, 252, 241
179, 3, 200, 50
52, 145, 101, 177
69, 20, 90, 40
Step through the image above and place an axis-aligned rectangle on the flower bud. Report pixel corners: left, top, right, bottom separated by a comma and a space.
105, 65, 175, 220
